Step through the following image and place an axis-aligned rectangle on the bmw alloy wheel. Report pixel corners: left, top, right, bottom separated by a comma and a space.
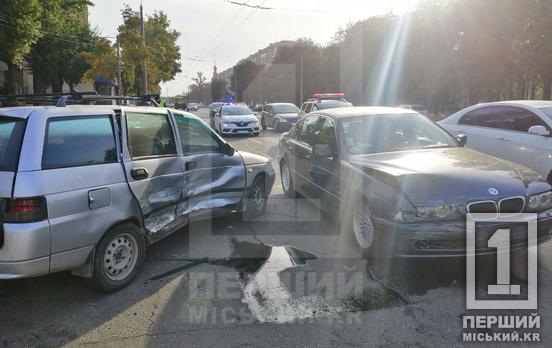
352, 203, 375, 250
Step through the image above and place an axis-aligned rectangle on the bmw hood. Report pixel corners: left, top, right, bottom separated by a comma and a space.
349, 147, 548, 206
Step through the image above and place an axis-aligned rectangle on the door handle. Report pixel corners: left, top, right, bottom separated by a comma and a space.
497, 136, 510, 141
185, 161, 198, 171
130, 167, 149, 180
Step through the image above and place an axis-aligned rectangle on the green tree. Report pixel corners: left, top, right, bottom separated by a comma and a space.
80, 38, 118, 84
0, 0, 43, 93
30, 0, 95, 92
117, 6, 181, 95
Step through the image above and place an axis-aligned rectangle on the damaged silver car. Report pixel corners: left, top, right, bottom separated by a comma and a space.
0, 105, 275, 292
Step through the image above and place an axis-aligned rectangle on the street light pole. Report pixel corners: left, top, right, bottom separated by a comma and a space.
300, 44, 304, 104
140, 1, 149, 95
116, 36, 123, 97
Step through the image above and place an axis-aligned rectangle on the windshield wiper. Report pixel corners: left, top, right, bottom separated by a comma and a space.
420, 144, 454, 149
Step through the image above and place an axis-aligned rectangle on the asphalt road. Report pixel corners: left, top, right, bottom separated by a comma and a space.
2, 109, 552, 347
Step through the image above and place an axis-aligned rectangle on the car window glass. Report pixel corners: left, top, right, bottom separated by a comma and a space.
296, 115, 320, 146
289, 119, 304, 139
174, 114, 220, 154
313, 117, 337, 150
221, 106, 253, 116
42, 116, 117, 169
540, 107, 552, 120
0, 117, 24, 171
126, 112, 177, 159
304, 103, 313, 113
459, 106, 547, 132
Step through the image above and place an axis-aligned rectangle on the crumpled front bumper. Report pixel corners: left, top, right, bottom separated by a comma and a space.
374, 210, 552, 258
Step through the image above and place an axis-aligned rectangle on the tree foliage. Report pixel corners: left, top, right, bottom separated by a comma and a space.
233, 0, 552, 111
0, 0, 42, 65
30, 0, 95, 92
117, 6, 181, 95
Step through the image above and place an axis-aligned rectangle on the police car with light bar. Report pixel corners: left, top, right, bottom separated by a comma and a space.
298, 93, 353, 118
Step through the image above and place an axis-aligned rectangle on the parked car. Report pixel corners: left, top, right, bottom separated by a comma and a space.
438, 101, 552, 183
213, 104, 260, 136
279, 106, 552, 258
187, 103, 199, 111
399, 104, 428, 115
261, 103, 300, 132
209, 102, 224, 117
298, 93, 353, 118
0, 105, 275, 291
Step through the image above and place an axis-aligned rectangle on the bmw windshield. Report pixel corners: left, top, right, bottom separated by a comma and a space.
341, 113, 458, 155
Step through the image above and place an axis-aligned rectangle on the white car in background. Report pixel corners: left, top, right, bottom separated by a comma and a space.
213, 104, 260, 136
438, 100, 552, 182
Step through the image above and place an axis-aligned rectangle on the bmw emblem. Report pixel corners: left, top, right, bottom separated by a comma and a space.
488, 187, 499, 196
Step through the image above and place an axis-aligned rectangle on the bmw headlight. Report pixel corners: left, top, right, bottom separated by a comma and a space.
528, 191, 552, 211
395, 204, 462, 222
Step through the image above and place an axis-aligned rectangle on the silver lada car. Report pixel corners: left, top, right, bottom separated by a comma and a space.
0, 105, 275, 292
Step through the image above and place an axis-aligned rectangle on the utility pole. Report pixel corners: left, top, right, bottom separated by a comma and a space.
299, 44, 304, 104
140, 1, 149, 95
259, 60, 263, 104
116, 36, 123, 97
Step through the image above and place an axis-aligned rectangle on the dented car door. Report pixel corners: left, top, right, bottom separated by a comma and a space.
122, 109, 184, 236
171, 112, 246, 218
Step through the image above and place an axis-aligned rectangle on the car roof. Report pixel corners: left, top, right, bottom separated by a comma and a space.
267, 103, 296, 106
0, 105, 197, 119
317, 106, 418, 119
476, 100, 552, 109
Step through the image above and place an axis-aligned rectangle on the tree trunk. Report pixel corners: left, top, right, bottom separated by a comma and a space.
52, 78, 63, 93
543, 75, 552, 100
5, 62, 24, 94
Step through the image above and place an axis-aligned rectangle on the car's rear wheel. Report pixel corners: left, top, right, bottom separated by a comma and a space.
89, 224, 145, 293
281, 160, 296, 198
244, 175, 268, 219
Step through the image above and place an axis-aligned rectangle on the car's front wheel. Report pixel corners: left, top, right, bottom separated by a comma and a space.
280, 160, 296, 198
89, 224, 145, 292
244, 175, 268, 219
351, 203, 376, 258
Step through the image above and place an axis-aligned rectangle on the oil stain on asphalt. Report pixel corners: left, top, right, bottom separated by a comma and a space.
148, 239, 408, 323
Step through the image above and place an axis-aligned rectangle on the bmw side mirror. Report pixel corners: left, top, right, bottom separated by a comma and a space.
457, 133, 468, 146
528, 125, 550, 137
222, 142, 235, 156
312, 144, 336, 158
